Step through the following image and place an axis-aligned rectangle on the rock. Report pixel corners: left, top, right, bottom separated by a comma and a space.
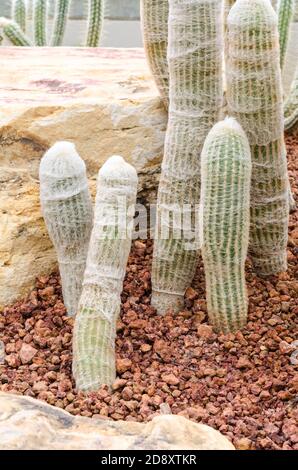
236, 357, 252, 369
116, 358, 132, 374
236, 437, 253, 450
0, 47, 167, 307
0, 392, 235, 450
161, 373, 180, 386
197, 324, 214, 339
19, 344, 38, 365
279, 341, 295, 355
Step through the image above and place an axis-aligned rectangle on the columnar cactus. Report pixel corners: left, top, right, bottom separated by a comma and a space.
86, 0, 104, 47
33, 0, 47, 46
12, 0, 27, 33
0, 17, 32, 45
285, 67, 298, 130
73, 156, 138, 390
151, 0, 224, 315
39, 142, 93, 317
140, 0, 169, 109
278, 0, 295, 69
200, 118, 251, 333
227, 0, 289, 276
50, 0, 71, 47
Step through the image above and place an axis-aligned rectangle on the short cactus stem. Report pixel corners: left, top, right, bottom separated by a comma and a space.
200, 118, 251, 333
278, 0, 295, 70
140, 0, 169, 109
86, 0, 105, 47
33, 0, 47, 46
39, 142, 93, 317
50, 0, 71, 47
151, 0, 224, 315
73, 156, 138, 391
227, 0, 289, 276
0, 17, 32, 46
12, 0, 27, 33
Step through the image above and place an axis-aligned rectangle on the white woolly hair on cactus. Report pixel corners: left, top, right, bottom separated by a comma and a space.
151, 0, 224, 315
226, 0, 289, 276
39, 141, 93, 317
73, 155, 138, 391
200, 117, 251, 333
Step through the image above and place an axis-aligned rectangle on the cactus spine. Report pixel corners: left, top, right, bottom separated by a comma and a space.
227, 0, 289, 276
0, 17, 32, 45
141, 0, 169, 109
73, 156, 138, 390
39, 142, 93, 317
278, 0, 295, 69
200, 118, 251, 333
86, 0, 104, 47
151, 0, 224, 315
33, 0, 47, 46
50, 0, 71, 47
12, 0, 27, 33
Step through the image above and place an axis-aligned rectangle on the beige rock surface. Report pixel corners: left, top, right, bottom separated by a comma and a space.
0, 48, 167, 306
0, 392, 235, 450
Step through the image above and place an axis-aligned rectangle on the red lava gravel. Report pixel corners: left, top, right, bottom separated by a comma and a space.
0, 135, 297, 451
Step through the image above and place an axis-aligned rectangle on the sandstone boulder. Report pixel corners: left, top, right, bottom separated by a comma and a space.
0, 392, 235, 450
0, 48, 167, 306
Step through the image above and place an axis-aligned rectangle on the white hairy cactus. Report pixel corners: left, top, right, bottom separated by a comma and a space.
200, 117, 251, 333
73, 156, 138, 391
151, 0, 224, 315
39, 142, 93, 316
227, 0, 289, 276
141, 0, 169, 108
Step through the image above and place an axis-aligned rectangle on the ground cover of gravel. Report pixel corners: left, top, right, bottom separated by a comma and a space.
0, 135, 297, 450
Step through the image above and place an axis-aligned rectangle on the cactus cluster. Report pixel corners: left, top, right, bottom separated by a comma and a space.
200, 118, 251, 333
39, 142, 93, 317
73, 156, 138, 391
151, 0, 224, 315
141, 0, 169, 109
0, 0, 105, 47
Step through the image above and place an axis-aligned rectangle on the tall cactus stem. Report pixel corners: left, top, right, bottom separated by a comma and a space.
33, 0, 47, 46
278, 0, 295, 70
227, 0, 289, 276
50, 0, 71, 47
11, 0, 27, 33
73, 156, 138, 390
200, 118, 251, 333
141, 0, 169, 109
39, 142, 93, 317
0, 17, 32, 45
86, 0, 104, 47
151, 0, 224, 315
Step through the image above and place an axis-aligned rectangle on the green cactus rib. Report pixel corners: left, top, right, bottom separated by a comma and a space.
12, 0, 27, 33
73, 156, 138, 390
285, 67, 298, 129
141, 0, 169, 109
39, 142, 93, 317
33, 0, 47, 46
0, 17, 32, 45
278, 0, 295, 70
201, 118, 251, 333
50, 0, 71, 47
86, 0, 104, 47
227, 0, 289, 276
151, 0, 224, 315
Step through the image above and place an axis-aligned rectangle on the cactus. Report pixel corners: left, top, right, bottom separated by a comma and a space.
285, 66, 298, 130
33, 0, 47, 46
200, 118, 251, 333
227, 0, 289, 276
73, 156, 138, 390
151, 0, 224, 315
50, 0, 71, 47
86, 0, 104, 47
12, 0, 27, 33
140, 0, 169, 109
39, 142, 93, 317
0, 17, 32, 45
278, 0, 295, 69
